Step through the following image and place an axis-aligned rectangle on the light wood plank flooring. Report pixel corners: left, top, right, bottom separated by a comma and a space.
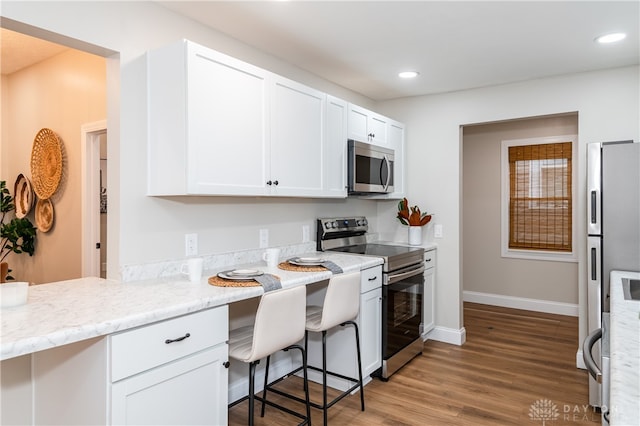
229, 302, 600, 425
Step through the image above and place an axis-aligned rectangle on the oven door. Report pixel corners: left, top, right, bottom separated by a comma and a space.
348, 139, 394, 194
382, 264, 424, 360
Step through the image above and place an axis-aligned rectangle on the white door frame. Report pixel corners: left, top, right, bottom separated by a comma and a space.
81, 120, 107, 277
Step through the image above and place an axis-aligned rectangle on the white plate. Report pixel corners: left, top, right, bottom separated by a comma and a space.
228, 269, 262, 277
297, 257, 324, 263
289, 258, 325, 266
217, 270, 263, 281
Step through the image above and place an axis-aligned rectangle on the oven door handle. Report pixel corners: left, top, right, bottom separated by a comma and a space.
386, 264, 425, 285
582, 327, 603, 383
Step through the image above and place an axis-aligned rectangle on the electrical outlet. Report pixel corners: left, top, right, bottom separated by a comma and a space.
302, 225, 310, 243
259, 229, 269, 248
185, 233, 198, 256
434, 224, 443, 239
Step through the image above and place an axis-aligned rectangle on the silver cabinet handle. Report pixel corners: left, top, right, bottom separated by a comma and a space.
582, 328, 603, 383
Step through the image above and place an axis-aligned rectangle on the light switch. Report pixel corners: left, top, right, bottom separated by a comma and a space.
434, 224, 443, 238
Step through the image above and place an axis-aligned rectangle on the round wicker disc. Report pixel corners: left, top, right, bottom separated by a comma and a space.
208, 276, 261, 288
14, 173, 34, 219
30, 128, 63, 200
35, 198, 54, 233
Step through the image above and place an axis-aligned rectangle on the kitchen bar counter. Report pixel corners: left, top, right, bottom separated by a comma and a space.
1, 252, 382, 361
609, 270, 640, 425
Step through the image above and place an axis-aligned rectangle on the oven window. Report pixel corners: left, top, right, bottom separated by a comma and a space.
382, 274, 423, 359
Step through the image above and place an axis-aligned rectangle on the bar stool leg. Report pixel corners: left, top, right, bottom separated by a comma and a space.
260, 355, 272, 417
322, 330, 328, 426
348, 320, 365, 411
248, 361, 258, 426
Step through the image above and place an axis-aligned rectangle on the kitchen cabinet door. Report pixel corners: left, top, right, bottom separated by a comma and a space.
422, 249, 437, 338
111, 345, 228, 425
387, 120, 406, 198
148, 40, 270, 196
323, 95, 348, 197
347, 104, 388, 145
269, 76, 325, 196
359, 286, 383, 376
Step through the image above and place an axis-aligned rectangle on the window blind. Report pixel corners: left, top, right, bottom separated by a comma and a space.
508, 142, 572, 252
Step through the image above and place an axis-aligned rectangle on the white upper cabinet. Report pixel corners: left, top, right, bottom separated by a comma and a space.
387, 119, 406, 198
147, 40, 344, 198
347, 103, 388, 145
148, 40, 270, 196
270, 76, 325, 197
323, 96, 348, 197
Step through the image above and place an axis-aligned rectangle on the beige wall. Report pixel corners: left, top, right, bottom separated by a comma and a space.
1, 49, 106, 284
462, 114, 579, 304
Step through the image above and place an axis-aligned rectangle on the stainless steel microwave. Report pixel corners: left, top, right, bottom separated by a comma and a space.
347, 139, 394, 194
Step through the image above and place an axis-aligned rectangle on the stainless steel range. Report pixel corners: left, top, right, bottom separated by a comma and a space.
317, 216, 425, 380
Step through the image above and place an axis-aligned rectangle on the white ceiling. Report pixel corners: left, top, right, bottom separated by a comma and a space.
1, 2, 637, 101
159, 1, 639, 101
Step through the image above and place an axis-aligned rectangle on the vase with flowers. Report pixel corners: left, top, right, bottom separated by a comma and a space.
397, 197, 432, 245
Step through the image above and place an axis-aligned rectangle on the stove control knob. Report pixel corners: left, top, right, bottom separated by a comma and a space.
325, 222, 332, 229
332, 221, 339, 229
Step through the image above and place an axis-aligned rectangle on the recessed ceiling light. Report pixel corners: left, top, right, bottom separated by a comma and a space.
595, 32, 627, 44
398, 71, 419, 79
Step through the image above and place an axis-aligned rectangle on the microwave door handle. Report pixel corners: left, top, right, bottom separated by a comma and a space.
381, 155, 391, 190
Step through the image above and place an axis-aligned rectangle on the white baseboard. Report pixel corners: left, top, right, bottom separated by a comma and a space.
576, 348, 586, 370
425, 326, 466, 345
463, 290, 579, 317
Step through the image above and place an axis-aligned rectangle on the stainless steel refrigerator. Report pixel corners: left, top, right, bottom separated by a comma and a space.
585, 140, 640, 412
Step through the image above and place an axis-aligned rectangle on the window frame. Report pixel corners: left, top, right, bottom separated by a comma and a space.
500, 135, 578, 262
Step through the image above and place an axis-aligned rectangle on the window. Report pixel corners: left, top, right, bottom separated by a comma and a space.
501, 136, 577, 261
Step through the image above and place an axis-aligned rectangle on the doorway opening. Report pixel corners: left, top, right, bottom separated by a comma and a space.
82, 121, 107, 278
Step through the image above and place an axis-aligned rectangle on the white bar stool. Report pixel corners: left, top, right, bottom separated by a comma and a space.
228, 285, 311, 426
262, 271, 365, 426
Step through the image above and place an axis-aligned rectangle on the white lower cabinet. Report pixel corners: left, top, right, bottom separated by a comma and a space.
422, 249, 437, 339
31, 306, 229, 425
111, 345, 227, 425
305, 266, 382, 391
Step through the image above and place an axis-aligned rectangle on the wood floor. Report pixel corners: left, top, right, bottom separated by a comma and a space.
228, 302, 600, 425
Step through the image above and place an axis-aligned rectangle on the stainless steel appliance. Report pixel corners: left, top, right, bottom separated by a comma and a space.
584, 140, 639, 421
347, 140, 394, 194
317, 217, 424, 379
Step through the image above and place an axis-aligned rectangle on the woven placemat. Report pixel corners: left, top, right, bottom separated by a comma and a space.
208, 274, 281, 288
208, 276, 261, 287
277, 262, 327, 272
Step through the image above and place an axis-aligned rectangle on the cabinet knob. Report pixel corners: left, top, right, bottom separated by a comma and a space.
224, 361, 230, 369
266, 180, 272, 186
273, 180, 279, 186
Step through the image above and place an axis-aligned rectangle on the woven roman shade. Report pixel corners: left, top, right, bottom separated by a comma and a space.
508, 142, 572, 252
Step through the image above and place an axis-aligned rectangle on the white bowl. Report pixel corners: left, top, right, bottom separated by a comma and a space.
0, 281, 29, 308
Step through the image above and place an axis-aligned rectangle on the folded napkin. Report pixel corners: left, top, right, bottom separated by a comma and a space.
253, 273, 282, 292
320, 260, 343, 274
287, 257, 344, 274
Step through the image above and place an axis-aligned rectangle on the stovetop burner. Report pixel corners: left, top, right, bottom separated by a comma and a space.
331, 243, 419, 257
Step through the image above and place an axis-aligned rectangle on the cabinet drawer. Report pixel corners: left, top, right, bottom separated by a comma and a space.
111, 306, 228, 382
424, 249, 436, 270
360, 266, 382, 293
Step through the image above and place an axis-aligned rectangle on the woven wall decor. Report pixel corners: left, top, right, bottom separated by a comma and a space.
30, 128, 63, 200
35, 198, 54, 233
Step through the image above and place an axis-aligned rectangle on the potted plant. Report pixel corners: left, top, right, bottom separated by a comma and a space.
1, 180, 37, 282
397, 197, 432, 245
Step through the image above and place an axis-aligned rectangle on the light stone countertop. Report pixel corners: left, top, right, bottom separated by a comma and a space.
609, 270, 640, 426
0, 252, 382, 361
